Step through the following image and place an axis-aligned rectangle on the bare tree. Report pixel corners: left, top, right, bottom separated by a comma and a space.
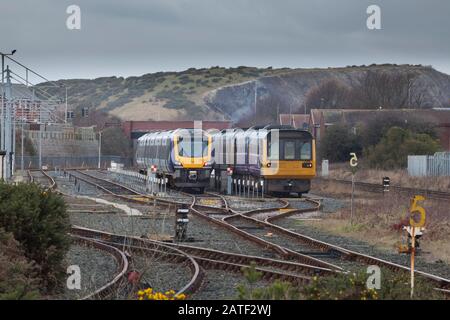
304, 79, 351, 110
349, 71, 428, 109
236, 94, 283, 127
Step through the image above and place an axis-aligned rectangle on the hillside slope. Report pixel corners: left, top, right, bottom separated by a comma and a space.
37, 66, 287, 121
204, 65, 450, 123
37, 65, 450, 123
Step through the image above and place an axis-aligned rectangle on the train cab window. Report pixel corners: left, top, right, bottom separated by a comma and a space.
283, 141, 296, 160
300, 142, 312, 160
178, 136, 208, 157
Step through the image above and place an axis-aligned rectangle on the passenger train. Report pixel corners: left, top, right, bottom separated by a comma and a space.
136, 129, 212, 192
135, 124, 316, 195
211, 125, 316, 195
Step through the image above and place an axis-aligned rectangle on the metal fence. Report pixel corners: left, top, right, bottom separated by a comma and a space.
16, 155, 133, 169
408, 152, 450, 177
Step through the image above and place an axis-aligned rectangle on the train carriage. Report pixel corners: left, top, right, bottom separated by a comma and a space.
136, 129, 212, 192
211, 125, 316, 196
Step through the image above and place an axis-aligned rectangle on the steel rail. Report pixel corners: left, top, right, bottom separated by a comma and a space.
65, 170, 450, 291
203, 193, 450, 290
72, 235, 129, 300
315, 177, 450, 201
70, 226, 336, 288
70, 226, 204, 296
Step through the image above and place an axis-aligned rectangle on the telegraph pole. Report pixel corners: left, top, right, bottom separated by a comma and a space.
65, 86, 68, 123
1, 50, 17, 179
98, 131, 102, 169
4, 66, 13, 179
39, 124, 42, 169
254, 81, 257, 116
21, 111, 24, 171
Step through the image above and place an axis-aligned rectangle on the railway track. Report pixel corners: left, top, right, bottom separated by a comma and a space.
192, 192, 450, 291
70, 226, 335, 288
316, 177, 450, 201
65, 171, 344, 288
63, 169, 450, 294
68, 170, 139, 196
27, 169, 57, 190
72, 235, 129, 300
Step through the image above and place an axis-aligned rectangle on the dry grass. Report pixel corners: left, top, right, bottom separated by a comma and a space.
328, 167, 450, 192
310, 180, 450, 264
109, 91, 181, 121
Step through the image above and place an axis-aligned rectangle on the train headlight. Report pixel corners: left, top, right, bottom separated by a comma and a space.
203, 161, 213, 167
302, 162, 313, 168
266, 163, 272, 168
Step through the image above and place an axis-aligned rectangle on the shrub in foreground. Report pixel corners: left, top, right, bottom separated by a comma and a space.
0, 182, 70, 292
302, 268, 444, 300
237, 264, 444, 300
0, 228, 41, 299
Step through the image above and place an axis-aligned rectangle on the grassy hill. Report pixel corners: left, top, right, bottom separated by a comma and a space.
36, 64, 450, 123
36, 66, 289, 121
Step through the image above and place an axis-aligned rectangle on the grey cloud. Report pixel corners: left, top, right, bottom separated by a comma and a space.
0, 0, 449, 80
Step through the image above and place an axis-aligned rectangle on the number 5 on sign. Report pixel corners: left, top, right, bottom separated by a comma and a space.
349, 153, 358, 167
410, 195, 426, 227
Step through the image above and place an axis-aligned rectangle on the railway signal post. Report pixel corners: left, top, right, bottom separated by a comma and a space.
383, 177, 390, 194
261, 180, 264, 198
349, 153, 358, 225
226, 167, 233, 195
175, 205, 190, 241
408, 195, 426, 299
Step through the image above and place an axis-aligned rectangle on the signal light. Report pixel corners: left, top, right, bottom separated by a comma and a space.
227, 167, 233, 176
150, 165, 157, 173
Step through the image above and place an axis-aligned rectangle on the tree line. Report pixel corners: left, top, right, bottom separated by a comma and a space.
319, 113, 441, 169
305, 70, 429, 110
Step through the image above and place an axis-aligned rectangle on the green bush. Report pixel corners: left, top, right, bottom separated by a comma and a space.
0, 228, 41, 300
319, 124, 362, 162
365, 127, 440, 169
0, 183, 70, 292
361, 114, 438, 148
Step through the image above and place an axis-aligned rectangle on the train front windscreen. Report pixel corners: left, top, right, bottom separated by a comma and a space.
267, 131, 313, 161
177, 135, 209, 158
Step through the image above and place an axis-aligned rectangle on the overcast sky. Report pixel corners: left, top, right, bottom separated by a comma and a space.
1, 0, 449, 81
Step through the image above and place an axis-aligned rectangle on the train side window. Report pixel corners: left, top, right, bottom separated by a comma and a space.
268, 139, 279, 160
245, 136, 250, 164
